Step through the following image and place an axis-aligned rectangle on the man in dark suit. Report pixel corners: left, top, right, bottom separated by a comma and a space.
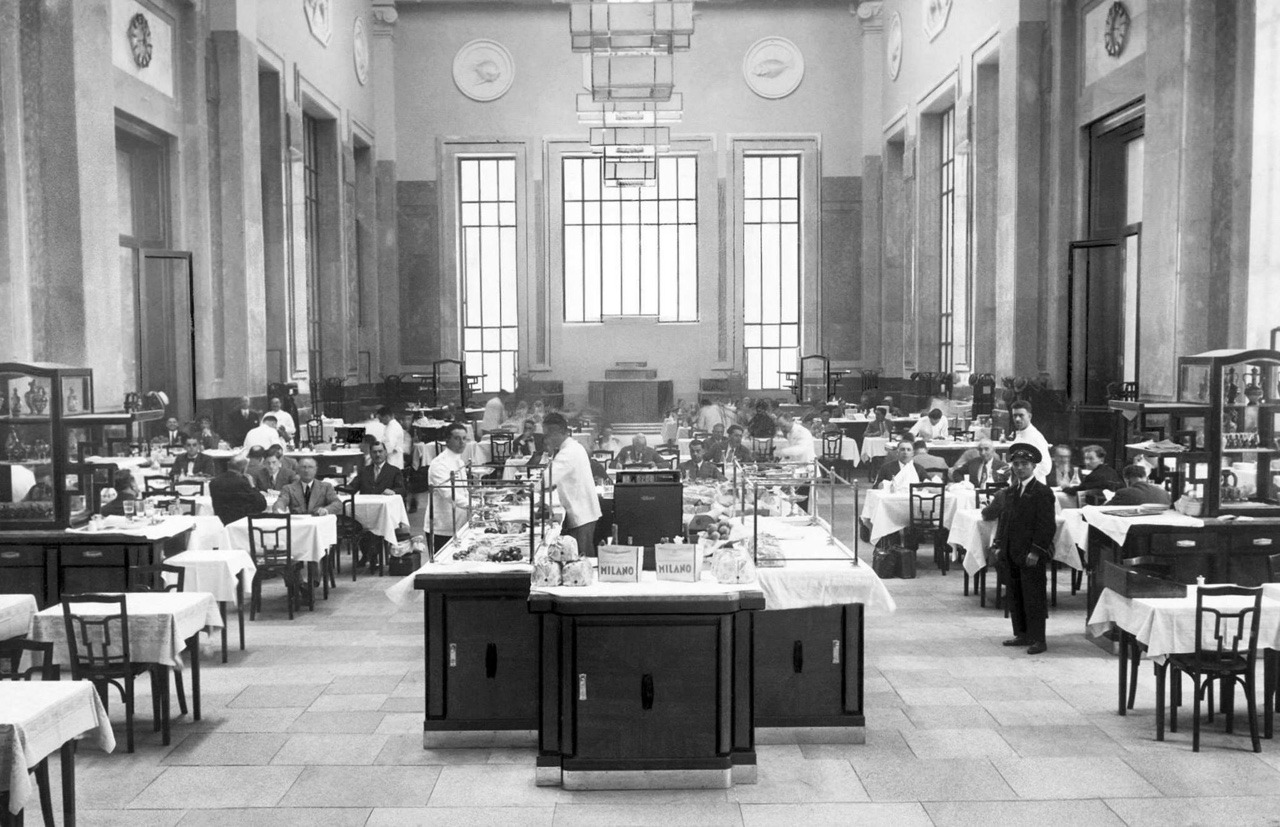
252, 454, 298, 492
208, 457, 268, 525
224, 395, 260, 448
156, 416, 188, 449
354, 442, 406, 496
1108, 465, 1173, 507
612, 434, 659, 469
277, 457, 342, 516
982, 443, 1057, 655
953, 439, 1009, 486
170, 437, 216, 480
1062, 444, 1123, 498
678, 440, 723, 481
872, 439, 916, 487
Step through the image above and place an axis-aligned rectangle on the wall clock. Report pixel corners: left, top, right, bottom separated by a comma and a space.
127, 12, 153, 68
1104, 1, 1130, 57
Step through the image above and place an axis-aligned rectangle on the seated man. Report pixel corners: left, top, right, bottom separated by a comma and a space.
718, 424, 753, 466
613, 434, 659, 468
266, 443, 299, 475
514, 418, 544, 458
909, 408, 949, 441
1045, 444, 1081, 488
156, 416, 188, 449
880, 396, 903, 417
354, 441, 406, 496
277, 457, 343, 516
1062, 444, 1123, 497
873, 439, 916, 486
911, 439, 950, 478
170, 436, 216, 479
252, 453, 297, 493
678, 440, 723, 481
594, 426, 622, 456
701, 423, 728, 461
242, 414, 285, 452
99, 469, 140, 516
208, 457, 267, 525
266, 396, 297, 439
952, 438, 1009, 486
863, 406, 893, 439
193, 415, 221, 450
1108, 464, 1172, 507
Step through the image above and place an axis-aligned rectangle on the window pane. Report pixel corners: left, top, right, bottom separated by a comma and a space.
462, 160, 479, 202
499, 158, 515, 202
480, 160, 498, 202
459, 157, 519, 395
584, 226, 602, 321
565, 225, 584, 322
744, 225, 761, 324
744, 153, 802, 390
565, 159, 582, 201
500, 227, 517, 326
744, 157, 761, 199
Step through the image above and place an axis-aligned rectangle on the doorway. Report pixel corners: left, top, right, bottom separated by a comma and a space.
136, 251, 197, 422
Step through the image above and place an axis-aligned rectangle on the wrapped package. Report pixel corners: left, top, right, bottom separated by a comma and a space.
531, 555, 562, 587
561, 559, 595, 587
713, 546, 758, 584
548, 534, 579, 563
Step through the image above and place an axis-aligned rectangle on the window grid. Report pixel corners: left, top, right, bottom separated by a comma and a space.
562, 155, 698, 323
938, 107, 956, 373
459, 157, 520, 395
302, 114, 323, 381
743, 154, 801, 391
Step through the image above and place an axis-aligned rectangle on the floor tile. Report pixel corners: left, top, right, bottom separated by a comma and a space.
902, 704, 1000, 729
740, 802, 932, 827
856, 758, 1018, 802
270, 733, 389, 765
375, 734, 494, 765
924, 799, 1126, 826
326, 674, 404, 694
728, 758, 867, 804
1102, 795, 1280, 826
278, 765, 441, 808
177, 808, 371, 826
997, 724, 1126, 757
162, 732, 289, 765
367, 806, 555, 826
73, 812, 185, 827
990, 756, 1161, 799
553, 802, 743, 826
903, 728, 1017, 759
427, 765, 564, 807
1120, 752, 1280, 796
308, 693, 391, 712
980, 699, 1090, 727
895, 687, 978, 707
287, 711, 387, 734
227, 683, 328, 709
128, 766, 304, 809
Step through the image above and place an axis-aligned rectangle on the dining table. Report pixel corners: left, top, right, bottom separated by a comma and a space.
946, 507, 1089, 575
0, 595, 37, 642
1087, 583, 1280, 740
28, 591, 223, 742
162, 548, 255, 662
860, 484, 966, 546
352, 494, 410, 544
0, 681, 115, 824
224, 514, 338, 601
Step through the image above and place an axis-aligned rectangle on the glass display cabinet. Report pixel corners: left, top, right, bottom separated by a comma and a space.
1, 362, 166, 530
1176, 349, 1280, 517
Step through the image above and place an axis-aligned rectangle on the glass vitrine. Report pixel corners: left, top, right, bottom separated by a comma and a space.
1176, 350, 1280, 517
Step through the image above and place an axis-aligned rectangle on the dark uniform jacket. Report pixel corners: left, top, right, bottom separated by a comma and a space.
982, 477, 1057, 566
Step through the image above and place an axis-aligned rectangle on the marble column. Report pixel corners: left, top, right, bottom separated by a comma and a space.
373, 4, 402, 375
856, 0, 884, 370
1247, 0, 1279, 349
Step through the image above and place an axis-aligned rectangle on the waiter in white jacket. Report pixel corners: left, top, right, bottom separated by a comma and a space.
1009, 400, 1051, 482
541, 413, 602, 557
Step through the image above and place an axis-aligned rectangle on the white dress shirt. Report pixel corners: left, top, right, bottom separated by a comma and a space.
543, 438, 602, 531
269, 409, 296, 437
775, 421, 816, 463
382, 419, 407, 469
1013, 423, 1052, 481
909, 415, 949, 440
427, 448, 470, 537
242, 423, 284, 452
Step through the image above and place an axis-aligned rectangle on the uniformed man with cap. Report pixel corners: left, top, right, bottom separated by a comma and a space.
981, 442, 1057, 654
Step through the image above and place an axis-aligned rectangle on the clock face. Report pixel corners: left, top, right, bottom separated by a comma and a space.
1104, 1, 1130, 58
127, 12, 153, 68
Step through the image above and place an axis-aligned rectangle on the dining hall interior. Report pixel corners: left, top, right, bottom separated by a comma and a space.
3, 0, 1280, 824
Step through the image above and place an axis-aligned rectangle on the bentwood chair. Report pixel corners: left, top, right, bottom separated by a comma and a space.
655, 446, 680, 470
750, 437, 775, 463
143, 475, 175, 497
907, 482, 949, 574
245, 514, 307, 619
0, 639, 59, 827
489, 431, 515, 465
819, 430, 843, 472
62, 594, 169, 753
129, 564, 190, 717
1163, 585, 1264, 752
336, 489, 367, 582
306, 417, 325, 446
1116, 556, 1177, 712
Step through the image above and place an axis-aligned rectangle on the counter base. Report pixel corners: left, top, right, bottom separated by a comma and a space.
422, 728, 536, 749
562, 768, 732, 791
756, 724, 866, 745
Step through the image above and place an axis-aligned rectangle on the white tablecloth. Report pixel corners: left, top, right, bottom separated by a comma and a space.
1080, 506, 1204, 546
30, 592, 223, 670
0, 594, 37, 641
860, 487, 964, 545
200, 449, 240, 461
534, 570, 762, 601
0, 682, 115, 815
1087, 587, 1280, 660
354, 494, 410, 544
66, 515, 197, 541
83, 456, 158, 492
188, 516, 232, 550
750, 517, 896, 612
225, 515, 336, 565
413, 440, 493, 468
163, 549, 256, 604
947, 508, 1084, 575
860, 436, 890, 461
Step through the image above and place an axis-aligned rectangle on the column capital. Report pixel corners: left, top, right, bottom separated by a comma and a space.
852, 1, 884, 35
372, 4, 398, 39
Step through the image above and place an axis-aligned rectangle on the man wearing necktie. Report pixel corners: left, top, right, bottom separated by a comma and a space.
278, 457, 342, 516
981, 443, 1056, 655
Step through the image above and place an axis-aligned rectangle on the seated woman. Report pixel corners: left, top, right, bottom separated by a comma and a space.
1062, 444, 1123, 496
99, 469, 139, 516
863, 406, 893, 439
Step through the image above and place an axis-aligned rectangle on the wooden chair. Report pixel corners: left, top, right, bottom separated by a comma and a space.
143, 475, 175, 497
0, 639, 58, 827
655, 446, 680, 470
489, 431, 515, 464
245, 514, 308, 620
1163, 585, 1264, 752
1115, 556, 1176, 712
306, 417, 325, 446
750, 437, 775, 462
336, 489, 367, 582
62, 594, 168, 753
907, 482, 949, 574
590, 449, 615, 465
129, 564, 190, 717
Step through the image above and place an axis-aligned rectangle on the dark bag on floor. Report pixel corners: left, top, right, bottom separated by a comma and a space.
895, 545, 918, 579
872, 545, 898, 579
388, 550, 421, 576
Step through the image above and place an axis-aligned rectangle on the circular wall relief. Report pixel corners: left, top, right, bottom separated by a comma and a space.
887, 12, 903, 81
353, 16, 369, 85
742, 37, 804, 100
453, 39, 515, 102
127, 12, 153, 68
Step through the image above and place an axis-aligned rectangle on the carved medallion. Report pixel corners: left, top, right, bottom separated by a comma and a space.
742, 37, 804, 100
1104, 1, 1131, 57
304, 0, 332, 47
922, 0, 953, 42
127, 12, 153, 68
353, 16, 369, 85
887, 12, 903, 81
453, 40, 515, 102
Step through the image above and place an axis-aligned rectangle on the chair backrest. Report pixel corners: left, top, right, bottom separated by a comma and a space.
143, 475, 175, 496
591, 449, 615, 464
1079, 489, 1108, 507
750, 437, 775, 462
655, 447, 680, 469
489, 432, 515, 463
920, 467, 948, 482
974, 482, 1007, 509
908, 482, 947, 530
246, 513, 295, 568
337, 489, 363, 537
1192, 585, 1263, 669
131, 563, 185, 593
173, 479, 204, 498
820, 430, 843, 460
61, 593, 132, 678
306, 418, 324, 445
0, 639, 58, 681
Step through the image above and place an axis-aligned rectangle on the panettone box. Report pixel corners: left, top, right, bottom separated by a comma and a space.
654, 543, 701, 582
596, 545, 643, 582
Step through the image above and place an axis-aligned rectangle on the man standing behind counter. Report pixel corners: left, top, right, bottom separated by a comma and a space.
542, 413, 602, 558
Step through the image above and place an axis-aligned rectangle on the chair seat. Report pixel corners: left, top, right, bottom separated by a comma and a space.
1168, 651, 1250, 675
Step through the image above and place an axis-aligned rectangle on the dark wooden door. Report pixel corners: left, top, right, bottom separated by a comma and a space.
444, 595, 540, 723
754, 606, 845, 720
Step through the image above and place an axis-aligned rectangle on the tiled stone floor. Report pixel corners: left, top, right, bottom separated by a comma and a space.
23, 496, 1280, 826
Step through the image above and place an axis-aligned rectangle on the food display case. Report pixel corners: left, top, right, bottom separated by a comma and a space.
1173, 350, 1280, 517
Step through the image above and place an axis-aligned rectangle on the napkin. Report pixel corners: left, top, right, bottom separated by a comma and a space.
892, 460, 920, 493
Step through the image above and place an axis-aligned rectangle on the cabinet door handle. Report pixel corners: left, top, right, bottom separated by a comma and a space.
832, 639, 841, 664
1176, 540, 1196, 548
485, 643, 498, 678
641, 673, 654, 710
578, 673, 587, 701
82, 550, 103, 558
1253, 538, 1273, 546
0, 552, 18, 560
793, 641, 804, 673
448, 643, 457, 667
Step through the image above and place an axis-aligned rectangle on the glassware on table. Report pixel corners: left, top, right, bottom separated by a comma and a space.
142, 498, 156, 519
122, 499, 136, 519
